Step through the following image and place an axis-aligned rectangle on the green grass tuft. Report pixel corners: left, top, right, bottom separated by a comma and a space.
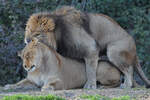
81, 94, 111, 100
2, 94, 65, 100
112, 96, 133, 100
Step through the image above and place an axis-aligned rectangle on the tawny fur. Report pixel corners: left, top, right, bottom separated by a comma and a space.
4, 39, 121, 91
24, 6, 150, 88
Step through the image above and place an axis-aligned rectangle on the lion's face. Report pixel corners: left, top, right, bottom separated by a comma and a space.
25, 13, 55, 44
19, 39, 42, 72
22, 50, 36, 72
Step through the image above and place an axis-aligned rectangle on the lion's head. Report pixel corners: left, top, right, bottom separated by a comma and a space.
25, 12, 56, 49
18, 38, 43, 72
24, 6, 84, 50
19, 38, 61, 72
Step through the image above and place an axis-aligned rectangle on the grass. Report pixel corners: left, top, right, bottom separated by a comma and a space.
1, 94, 136, 100
2, 94, 65, 100
81, 95, 135, 100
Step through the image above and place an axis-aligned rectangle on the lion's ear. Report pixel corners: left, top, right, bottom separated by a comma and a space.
40, 17, 55, 32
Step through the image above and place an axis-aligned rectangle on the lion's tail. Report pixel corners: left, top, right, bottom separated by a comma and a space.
135, 56, 150, 87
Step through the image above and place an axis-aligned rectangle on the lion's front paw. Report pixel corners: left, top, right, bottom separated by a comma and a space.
4, 84, 16, 90
84, 81, 96, 89
41, 85, 54, 92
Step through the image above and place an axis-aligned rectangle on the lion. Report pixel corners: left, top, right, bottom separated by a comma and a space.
4, 38, 122, 91
24, 6, 150, 88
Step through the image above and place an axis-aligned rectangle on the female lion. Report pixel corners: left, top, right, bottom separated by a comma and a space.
4, 38, 121, 91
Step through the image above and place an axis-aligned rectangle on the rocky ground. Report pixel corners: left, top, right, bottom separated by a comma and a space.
0, 87, 150, 100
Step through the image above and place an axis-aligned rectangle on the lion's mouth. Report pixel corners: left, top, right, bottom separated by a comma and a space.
27, 65, 36, 72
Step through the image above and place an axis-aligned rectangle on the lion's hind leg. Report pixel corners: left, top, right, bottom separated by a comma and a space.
107, 42, 135, 88
119, 65, 134, 88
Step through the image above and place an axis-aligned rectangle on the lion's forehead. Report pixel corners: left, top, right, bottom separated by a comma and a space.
23, 47, 36, 59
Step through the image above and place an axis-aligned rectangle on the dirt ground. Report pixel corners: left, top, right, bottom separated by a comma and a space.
0, 87, 150, 100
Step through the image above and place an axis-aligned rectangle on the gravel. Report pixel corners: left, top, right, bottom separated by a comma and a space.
0, 87, 150, 100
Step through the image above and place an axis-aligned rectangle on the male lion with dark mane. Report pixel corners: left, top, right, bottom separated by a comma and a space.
24, 6, 150, 89
4, 38, 121, 91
